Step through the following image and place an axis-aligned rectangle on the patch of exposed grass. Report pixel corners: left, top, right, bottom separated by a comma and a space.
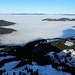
50, 38, 75, 50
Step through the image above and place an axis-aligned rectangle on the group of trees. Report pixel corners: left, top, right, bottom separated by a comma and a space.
3, 66, 39, 75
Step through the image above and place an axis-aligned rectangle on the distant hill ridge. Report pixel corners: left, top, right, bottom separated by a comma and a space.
42, 18, 75, 21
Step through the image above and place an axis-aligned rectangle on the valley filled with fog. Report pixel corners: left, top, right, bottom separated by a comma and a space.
0, 14, 75, 45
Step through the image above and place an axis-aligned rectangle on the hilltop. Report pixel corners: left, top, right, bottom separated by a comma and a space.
0, 20, 15, 26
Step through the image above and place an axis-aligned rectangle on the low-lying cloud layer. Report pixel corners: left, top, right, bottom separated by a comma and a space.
0, 15, 75, 45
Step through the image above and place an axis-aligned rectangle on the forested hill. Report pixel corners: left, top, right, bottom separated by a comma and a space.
0, 20, 15, 26
0, 20, 16, 34
42, 18, 75, 21
0, 37, 75, 75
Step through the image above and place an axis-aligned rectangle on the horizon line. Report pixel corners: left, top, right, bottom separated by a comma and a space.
0, 13, 75, 15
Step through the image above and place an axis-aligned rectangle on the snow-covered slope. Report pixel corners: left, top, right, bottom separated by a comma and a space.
2, 62, 71, 75
0, 37, 75, 75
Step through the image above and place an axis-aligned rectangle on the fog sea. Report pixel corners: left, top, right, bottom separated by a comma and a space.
0, 14, 75, 45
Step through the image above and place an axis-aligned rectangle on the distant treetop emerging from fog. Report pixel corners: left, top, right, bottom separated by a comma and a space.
42, 18, 75, 21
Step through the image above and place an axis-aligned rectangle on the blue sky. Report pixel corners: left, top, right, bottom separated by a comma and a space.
0, 0, 75, 14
